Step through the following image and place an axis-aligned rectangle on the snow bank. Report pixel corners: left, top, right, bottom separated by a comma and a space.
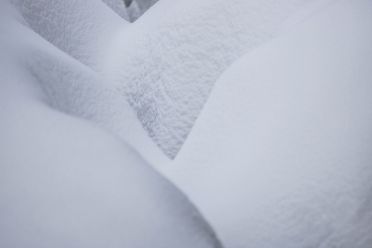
0, 84, 221, 248
107, 0, 325, 158
0, 4, 222, 247
162, 0, 372, 247
6, 0, 166, 165
11, 0, 128, 70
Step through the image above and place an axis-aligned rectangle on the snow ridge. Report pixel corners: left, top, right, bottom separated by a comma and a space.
107, 0, 321, 158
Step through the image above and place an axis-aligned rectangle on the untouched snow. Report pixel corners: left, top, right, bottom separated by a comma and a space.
7, 0, 167, 165
161, 0, 372, 247
11, 0, 128, 70
107, 0, 327, 158
127, 0, 159, 21
0, 73, 221, 248
1, 0, 371, 247
0, 3, 222, 248
9, 0, 330, 160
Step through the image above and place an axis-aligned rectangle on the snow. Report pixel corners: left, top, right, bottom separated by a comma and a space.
7, 0, 167, 166
0, 88, 221, 247
0, 2, 221, 247
160, 0, 372, 247
102, 0, 131, 21
1, 0, 371, 247
10, 0, 128, 70
107, 0, 327, 158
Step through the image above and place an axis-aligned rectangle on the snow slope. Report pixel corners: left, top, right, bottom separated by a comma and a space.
162, 0, 372, 247
2, 0, 371, 247
107, 0, 327, 158
11, 0, 128, 70
7, 0, 167, 165
0, 3, 222, 247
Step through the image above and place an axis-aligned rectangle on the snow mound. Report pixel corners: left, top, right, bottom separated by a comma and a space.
107, 0, 324, 158
0, 4, 222, 247
6, 0, 167, 165
11, 0, 128, 70
161, 0, 372, 247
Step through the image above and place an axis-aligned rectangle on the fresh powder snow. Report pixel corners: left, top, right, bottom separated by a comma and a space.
106, 0, 327, 158
1, 0, 371, 247
161, 1, 372, 247
0, 2, 221, 247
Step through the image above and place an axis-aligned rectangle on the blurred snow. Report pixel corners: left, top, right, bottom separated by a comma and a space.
102, 0, 159, 22
161, 0, 372, 247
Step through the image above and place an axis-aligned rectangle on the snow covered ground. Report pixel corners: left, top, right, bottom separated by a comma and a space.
162, 0, 372, 247
0, 2, 222, 247
11, 0, 128, 70
0, 0, 371, 247
108, 0, 326, 158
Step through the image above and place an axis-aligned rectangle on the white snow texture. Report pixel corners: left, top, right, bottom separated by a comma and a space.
1, 0, 372, 247
0, 1, 221, 247
108, 0, 323, 158
162, 1, 372, 247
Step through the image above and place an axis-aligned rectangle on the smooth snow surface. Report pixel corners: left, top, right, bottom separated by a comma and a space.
108, 0, 325, 158
1, 0, 372, 247
8, 0, 167, 166
0, 2, 222, 247
127, 0, 159, 21
162, 0, 372, 247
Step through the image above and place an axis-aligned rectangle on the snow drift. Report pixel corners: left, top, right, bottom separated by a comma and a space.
1, 0, 372, 247
8, 0, 168, 165
161, 0, 372, 247
11, 0, 128, 70
107, 0, 325, 158
0, 2, 222, 247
